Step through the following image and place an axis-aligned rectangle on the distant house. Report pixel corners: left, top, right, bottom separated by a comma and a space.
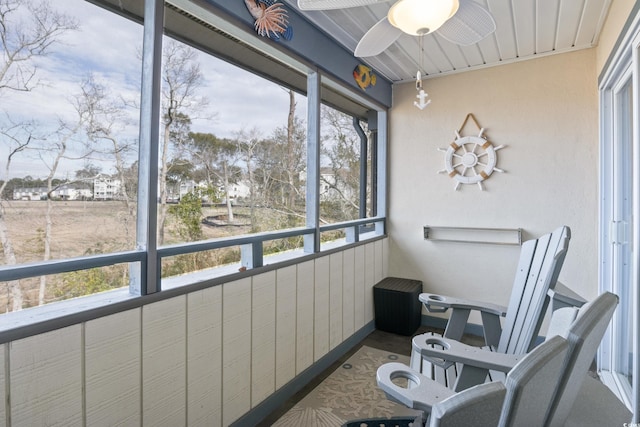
13, 187, 48, 201
224, 181, 250, 202
179, 180, 199, 200
52, 184, 93, 200
300, 168, 356, 202
93, 175, 122, 200
177, 180, 249, 204
13, 184, 93, 201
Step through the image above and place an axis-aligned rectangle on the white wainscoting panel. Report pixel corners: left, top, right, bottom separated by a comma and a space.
374, 240, 384, 284
0, 344, 6, 427
222, 277, 252, 426
354, 245, 366, 330
251, 271, 276, 407
10, 325, 82, 426
314, 255, 330, 362
85, 308, 141, 427
342, 248, 355, 339
296, 260, 315, 374
364, 243, 375, 323
1, 239, 389, 427
275, 265, 297, 389
187, 286, 223, 426
329, 252, 344, 350
382, 238, 389, 278
142, 296, 187, 427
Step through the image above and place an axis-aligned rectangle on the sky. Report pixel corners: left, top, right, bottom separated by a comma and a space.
0, 0, 308, 180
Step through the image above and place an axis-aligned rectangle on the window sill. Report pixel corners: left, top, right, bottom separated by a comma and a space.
0, 288, 137, 342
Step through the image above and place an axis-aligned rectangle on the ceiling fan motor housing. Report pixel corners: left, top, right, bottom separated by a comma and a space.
388, 0, 460, 36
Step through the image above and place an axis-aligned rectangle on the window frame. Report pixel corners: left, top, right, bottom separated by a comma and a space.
0, 0, 388, 340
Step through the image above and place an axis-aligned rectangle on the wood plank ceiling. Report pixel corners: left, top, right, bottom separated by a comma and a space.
283, 0, 613, 84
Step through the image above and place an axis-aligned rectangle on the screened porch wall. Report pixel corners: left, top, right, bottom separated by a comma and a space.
0, 238, 388, 427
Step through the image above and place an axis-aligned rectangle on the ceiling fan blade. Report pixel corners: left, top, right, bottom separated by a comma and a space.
355, 17, 402, 57
435, 0, 496, 46
297, 0, 390, 10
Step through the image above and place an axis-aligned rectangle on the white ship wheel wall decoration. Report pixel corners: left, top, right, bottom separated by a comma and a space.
438, 114, 505, 191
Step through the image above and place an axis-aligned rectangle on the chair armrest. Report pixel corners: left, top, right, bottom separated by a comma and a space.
376, 362, 455, 412
419, 293, 507, 316
412, 335, 523, 373
548, 281, 587, 311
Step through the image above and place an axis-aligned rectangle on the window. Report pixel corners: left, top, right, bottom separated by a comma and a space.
155, 37, 310, 277
320, 105, 369, 223
0, 0, 142, 310
0, 0, 387, 318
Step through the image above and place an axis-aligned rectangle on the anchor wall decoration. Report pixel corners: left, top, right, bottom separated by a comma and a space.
414, 71, 431, 110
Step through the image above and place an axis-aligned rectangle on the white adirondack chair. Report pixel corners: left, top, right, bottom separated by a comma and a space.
377, 335, 569, 427
412, 225, 571, 391
377, 292, 623, 426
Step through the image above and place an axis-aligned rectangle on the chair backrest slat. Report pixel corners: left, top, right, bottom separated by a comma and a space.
544, 292, 619, 426
499, 234, 548, 350
498, 226, 571, 354
499, 335, 569, 427
430, 382, 506, 427
497, 238, 538, 347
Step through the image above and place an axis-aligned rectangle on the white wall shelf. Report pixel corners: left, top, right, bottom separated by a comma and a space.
423, 226, 522, 246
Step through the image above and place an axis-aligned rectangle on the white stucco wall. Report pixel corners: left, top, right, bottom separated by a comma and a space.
596, 0, 636, 75
388, 48, 599, 320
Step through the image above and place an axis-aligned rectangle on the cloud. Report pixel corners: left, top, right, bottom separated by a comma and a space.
0, 0, 308, 180
196, 57, 307, 138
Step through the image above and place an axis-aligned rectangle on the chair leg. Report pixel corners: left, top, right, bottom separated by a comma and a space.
410, 346, 423, 371
443, 309, 471, 341
453, 364, 489, 392
480, 311, 502, 348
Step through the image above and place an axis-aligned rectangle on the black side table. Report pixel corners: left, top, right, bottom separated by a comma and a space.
373, 277, 423, 336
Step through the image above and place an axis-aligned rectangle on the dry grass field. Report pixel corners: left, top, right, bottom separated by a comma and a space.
2, 200, 135, 263
0, 200, 257, 310
0, 200, 305, 311
0, 200, 258, 263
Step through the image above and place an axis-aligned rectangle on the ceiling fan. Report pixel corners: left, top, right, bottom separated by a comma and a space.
297, 0, 496, 57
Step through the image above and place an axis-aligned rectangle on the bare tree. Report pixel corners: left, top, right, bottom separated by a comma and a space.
234, 127, 263, 231
82, 75, 137, 240
285, 89, 301, 210
254, 89, 306, 221
320, 107, 363, 221
0, 0, 78, 94
158, 40, 210, 245
0, 119, 34, 311
0, 0, 77, 310
36, 77, 98, 305
187, 132, 239, 222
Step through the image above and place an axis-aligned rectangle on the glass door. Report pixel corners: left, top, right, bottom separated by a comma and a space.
600, 21, 640, 423
601, 75, 634, 405
600, 44, 639, 419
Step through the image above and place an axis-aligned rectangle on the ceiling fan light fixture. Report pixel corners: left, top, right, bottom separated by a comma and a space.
388, 0, 459, 36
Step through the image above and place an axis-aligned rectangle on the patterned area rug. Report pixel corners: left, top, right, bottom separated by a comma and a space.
272, 346, 423, 427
